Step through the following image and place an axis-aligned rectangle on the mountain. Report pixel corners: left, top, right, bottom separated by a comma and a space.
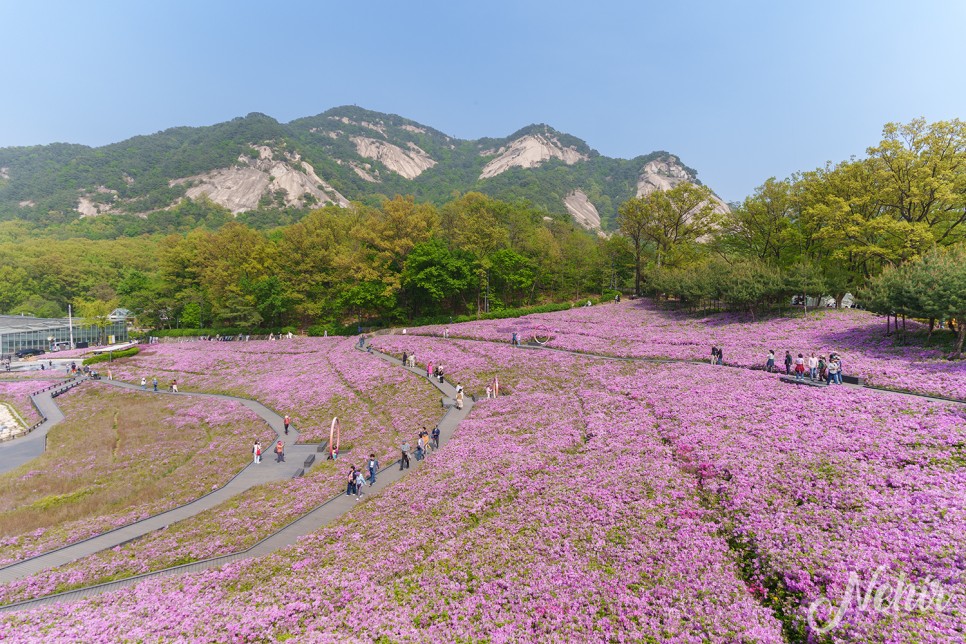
0, 106, 728, 233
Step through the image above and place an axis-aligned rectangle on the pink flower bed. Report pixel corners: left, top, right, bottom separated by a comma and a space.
3, 338, 962, 640
106, 337, 435, 444
0, 380, 56, 425
409, 300, 966, 400
0, 339, 441, 602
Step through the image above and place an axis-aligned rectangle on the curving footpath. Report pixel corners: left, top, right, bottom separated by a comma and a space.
0, 378, 320, 587
410, 332, 966, 406
0, 346, 470, 612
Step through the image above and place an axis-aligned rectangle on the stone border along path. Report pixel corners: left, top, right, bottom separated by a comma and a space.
0, 346, 471, 613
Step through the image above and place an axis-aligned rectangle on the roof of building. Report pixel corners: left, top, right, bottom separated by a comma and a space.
0, 315, 114, 333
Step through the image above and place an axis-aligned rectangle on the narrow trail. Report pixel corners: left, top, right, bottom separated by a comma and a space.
403, 332, 966, 407
0, 347, 470, 613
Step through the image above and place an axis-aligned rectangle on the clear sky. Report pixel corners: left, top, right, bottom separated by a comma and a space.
2, 0, 965, 202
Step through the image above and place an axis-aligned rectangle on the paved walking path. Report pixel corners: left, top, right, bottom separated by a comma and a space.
0, 380, 76, 475
0, 346, 470, 612
0, 379, 320, 586
408, 333, 966, 407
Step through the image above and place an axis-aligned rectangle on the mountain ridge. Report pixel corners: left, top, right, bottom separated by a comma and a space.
0, 106, 725, 232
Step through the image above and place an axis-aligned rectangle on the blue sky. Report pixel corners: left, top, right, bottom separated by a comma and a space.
3, 0, 965, 202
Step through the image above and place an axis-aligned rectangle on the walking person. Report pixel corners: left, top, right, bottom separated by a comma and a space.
275, 440, 285, 463
716, 347, 724, 365
826, 357, 839, 385
431, 425, 440, 450
710, 346, 717, 365
283, 415, 291, 435
426, 362, 433, 379
253, 440, 262, 464
400, 440, 411, 470
141, 377, 147, 390
818, 355, 828, 382
170, 379, 178, 393
784, 351, 793, 375
345, 465, 356, 496
367, 453, 378, 485
794, 353, 806, 382
456, 390, 464, 410
152, 377, 158, 392
415, 433, 425, 462
808, 353, 818, 380
354, 468, 367, 499
766, 350, 776, 373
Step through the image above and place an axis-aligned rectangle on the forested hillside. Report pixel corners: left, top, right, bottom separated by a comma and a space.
0, 106, 710, 233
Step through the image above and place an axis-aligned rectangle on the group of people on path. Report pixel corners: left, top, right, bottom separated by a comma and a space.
252, 439, 285, 464
139, 377, 177, 392
766, 350, 844, 385
345, 454, 379, 499
399, 426, 441, 471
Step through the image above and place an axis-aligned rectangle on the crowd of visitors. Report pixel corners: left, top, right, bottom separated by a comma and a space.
766, 349, 844, 384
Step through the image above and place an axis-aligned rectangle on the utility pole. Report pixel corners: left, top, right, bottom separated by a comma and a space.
68, 304, 75, 349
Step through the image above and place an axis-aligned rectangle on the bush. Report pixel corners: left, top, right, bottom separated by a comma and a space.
82, 347, 139, 365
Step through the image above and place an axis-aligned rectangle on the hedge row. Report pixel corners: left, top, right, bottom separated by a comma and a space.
82, 347, 140, 365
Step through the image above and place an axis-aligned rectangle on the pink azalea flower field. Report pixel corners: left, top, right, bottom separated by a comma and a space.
2, 335, 963, 641
409, 300, 966, 401
0, 338, 441, 604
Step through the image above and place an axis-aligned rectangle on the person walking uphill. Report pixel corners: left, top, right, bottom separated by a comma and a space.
275, 440, 285, 463
283, 415, 291, 436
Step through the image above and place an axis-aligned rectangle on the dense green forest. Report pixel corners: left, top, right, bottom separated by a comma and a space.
0, 193, 632, 330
